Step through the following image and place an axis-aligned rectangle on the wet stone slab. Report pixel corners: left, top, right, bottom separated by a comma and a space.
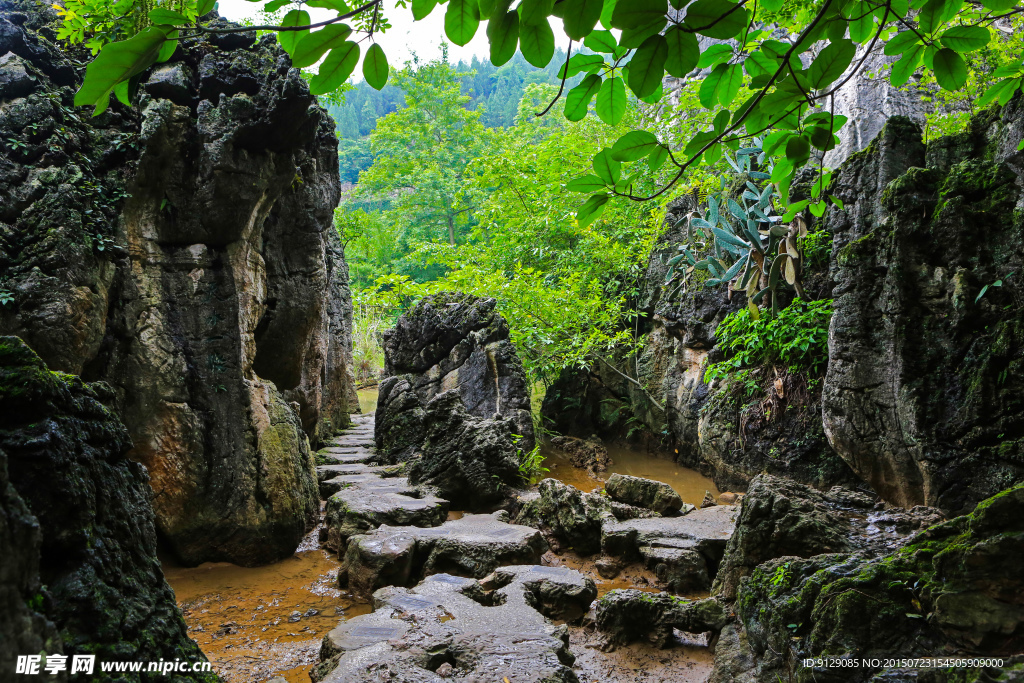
318, 566, 595, 683
601, 505, 739, 593
339, 513, 549, 600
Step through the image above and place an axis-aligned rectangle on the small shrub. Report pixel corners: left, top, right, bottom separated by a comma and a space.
517, 445, 549, 483
799, 229, 832, 271
705, 298, 833, 383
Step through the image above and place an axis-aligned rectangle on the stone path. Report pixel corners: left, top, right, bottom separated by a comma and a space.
601, 505, 739, 593
339, 512, 549, 599
318, 415, 448, 553
319, 565, 594, 682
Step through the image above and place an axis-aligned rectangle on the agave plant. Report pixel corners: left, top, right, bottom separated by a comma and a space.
664, 142, 809, 317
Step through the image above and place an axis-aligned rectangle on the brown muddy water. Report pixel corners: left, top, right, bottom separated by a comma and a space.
162, 528, 370, 683
542, 441, 722, 507
356, 386, 378, 413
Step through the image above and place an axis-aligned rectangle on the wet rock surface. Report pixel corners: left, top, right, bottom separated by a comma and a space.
514, 479, 613, 555
339, 513, 548, 600
729, 484, 1024, 682
0, 3, 357, 566
713, 474, 943, 600
317, 566, 593, 682
550, 435, 611, 474
375, 293, 534, 507
602, 505, 738, 593
0, 337, 212, 677
606, 473, 685, 514
595, 591, 728, 648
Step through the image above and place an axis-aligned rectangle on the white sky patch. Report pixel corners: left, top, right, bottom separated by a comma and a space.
215, 0, 504, 75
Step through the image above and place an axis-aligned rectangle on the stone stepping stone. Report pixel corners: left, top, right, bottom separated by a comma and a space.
318, 447, 375, 465
601, 504, 739, 593
339, 513, 548, 600
318, 566, 594, 683
324, 474, 448, 553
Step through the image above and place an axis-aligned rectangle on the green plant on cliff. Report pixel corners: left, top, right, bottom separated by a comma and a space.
705, 298, 833, 383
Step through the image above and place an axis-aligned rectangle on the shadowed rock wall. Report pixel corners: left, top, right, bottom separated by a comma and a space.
0, 337, 213, 681
0, 2, 356, 565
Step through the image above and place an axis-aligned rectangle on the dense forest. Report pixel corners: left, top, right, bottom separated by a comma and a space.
326, 48, 571, 182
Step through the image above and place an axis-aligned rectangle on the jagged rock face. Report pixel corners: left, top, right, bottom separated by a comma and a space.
822, 105, 1024, 514
0, 337, 212, 678
0, 446, 64, 679
0, 4, 356, 565
376, 293, 534, 507
731, 484, 1024, 682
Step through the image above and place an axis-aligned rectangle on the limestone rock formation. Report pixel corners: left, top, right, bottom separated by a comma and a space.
595, 591, 727, 648
730, 484, 1024, 682
550, 435, 611, 474
376, 293, 534, 507
822, 106, 1024, 514
0, 337, 212, 678
514, 478, 613, 555
605, 473, 684, 515
0, 2, 357, 565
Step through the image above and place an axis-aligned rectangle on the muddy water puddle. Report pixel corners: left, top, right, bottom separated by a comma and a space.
162, 531, 369, 683
356, 386, 378, 414
542, 442, 721, 507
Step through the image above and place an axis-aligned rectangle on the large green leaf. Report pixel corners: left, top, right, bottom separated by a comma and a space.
619, 14, 667, 48
577, 193, 610, 227
664, 26, 699, 77
446, 0, 481, 46
593, 149, 621, 183
148, 8, 190, 25
584, 29, 618, 53
412, 0, 438, 20
939, 25, 990, 52
697, 44, 733, 69
559, 53, 605, 78
488, 10, 519, 65
595, 75, 626, 125
566, 175, 607, 192
699, 62, 742, 108
309, 41, 359, 95
889, 43, 922, 86
932, 47, 967, 90
611, 130, 659, 161
564, 73, 601, 120
978, 77, 1022, 107
627, 34, 667, 98
75, 27, 168, 112
981, 0, 1018, 9
520, 20, 555, 67
648, 144, 669, 171
291, 24, 353, 68
610, 0, 665, 29
883, 29, 922, 56
562, 0, 604, 40
808, 38, 855, 88
519, 0, 554, 24
682, 0, 749, 39
363, 43, 389, 90
198, 0, 216, 15
918, 0, 962, 33
279, 10, 310, 56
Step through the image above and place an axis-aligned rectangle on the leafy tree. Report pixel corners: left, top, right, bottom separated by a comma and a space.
350, 56, 492, 248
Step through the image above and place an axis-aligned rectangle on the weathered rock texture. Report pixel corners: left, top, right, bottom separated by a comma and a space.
316, 566, 593, 683
0, 2, 357, 565
728, 484, 1024, 682
823, 105, 1024, 514
0, 337, 213, 679
376, 293, 534, 507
